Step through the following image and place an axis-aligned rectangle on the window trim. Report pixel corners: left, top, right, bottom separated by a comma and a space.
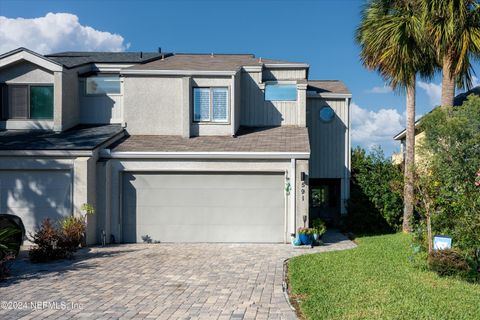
1, 83, 54, 120
192, 86, 229, 124
84, 75, 122, 96
264, 81, 298, 102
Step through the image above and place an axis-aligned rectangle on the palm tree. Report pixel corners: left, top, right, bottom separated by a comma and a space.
423, 0, 480, 106
356, 0, 435, 232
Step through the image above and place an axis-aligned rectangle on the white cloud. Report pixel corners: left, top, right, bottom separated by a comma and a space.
418, 81, 441, 107
0, 13, 128, 54
351, 102, 405, 152
366, 85, 393, 94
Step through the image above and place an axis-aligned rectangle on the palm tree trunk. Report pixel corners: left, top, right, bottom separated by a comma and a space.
441, 55, 455, 106
403, 79, 416, 233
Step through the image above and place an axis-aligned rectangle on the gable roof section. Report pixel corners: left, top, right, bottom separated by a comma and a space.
0, 47, 63, 72
308, 80, 351, 94
122, 53, 309, 75
45, 51, 170, 68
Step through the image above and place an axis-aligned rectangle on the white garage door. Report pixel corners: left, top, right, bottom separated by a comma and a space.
122, 172, 285, 243
0, 170, 72, 237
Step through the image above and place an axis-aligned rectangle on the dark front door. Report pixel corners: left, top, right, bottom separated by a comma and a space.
309, 178, 341, 225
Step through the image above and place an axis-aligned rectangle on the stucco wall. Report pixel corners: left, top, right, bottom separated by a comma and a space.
79, 78, 123, 124
0, 61, 54, 83
123, 76, 183, 135
61, 69, 80, 130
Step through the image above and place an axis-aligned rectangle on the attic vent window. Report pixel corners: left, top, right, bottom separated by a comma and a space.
319, 106, 335, 122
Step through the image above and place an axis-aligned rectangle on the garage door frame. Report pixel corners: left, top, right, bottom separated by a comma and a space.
119, 170, 289, 243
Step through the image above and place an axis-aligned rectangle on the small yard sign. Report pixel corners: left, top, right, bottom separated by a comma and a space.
433, 236, 452, 250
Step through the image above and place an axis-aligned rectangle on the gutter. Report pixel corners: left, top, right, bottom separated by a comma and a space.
307, 91, 352, 99
100, 150, 310, 160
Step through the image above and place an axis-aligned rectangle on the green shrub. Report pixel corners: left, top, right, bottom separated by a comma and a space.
311, 218, 327, 236
427, 249, 472, 278
417, 96, 480, 265
0, 227, 20, 279
347, 146, 404, 234
59, 216, 85, 252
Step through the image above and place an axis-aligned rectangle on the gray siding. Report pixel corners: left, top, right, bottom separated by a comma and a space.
262, 68, 307, 81
240, 70, 298, 126
307, 98, 348, 178
79, 79, 123, 124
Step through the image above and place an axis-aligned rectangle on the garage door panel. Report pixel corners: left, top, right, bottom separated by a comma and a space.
131, 205, 283, 226
126, 173, 281, 189
122, 172, 285, 243
129, 187, 283, 208
0, 170, 72, 238
136, 223, 284, 243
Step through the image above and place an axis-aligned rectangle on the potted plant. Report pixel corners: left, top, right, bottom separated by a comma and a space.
312, 218, 327, 242
297, 227, 315, 245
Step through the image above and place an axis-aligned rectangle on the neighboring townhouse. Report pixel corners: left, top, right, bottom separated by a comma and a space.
392, 86, 480, 164
0, 47, 351, 244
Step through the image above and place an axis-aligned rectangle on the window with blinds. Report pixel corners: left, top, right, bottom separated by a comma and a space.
193, 87, 228, 122
0, 85, 54, 120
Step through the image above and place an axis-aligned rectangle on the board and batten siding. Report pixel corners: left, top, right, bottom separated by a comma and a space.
240, 70, 298, 126
307, 97, 348, 179
262, 68, 307, 81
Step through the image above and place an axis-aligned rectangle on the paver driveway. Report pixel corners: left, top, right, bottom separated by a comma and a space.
0, 232, 355, 320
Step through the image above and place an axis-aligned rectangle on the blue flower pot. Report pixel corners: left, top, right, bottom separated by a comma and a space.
299, 234, 312, 245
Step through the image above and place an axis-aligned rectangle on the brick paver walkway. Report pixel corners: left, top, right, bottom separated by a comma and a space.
0, 231, 355, 320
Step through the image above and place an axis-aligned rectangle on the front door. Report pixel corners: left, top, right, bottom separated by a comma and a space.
309, 178, 341, 225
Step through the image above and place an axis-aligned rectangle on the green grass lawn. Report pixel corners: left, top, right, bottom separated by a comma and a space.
288, 233, 480, 320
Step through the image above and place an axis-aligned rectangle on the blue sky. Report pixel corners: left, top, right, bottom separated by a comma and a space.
1, 0, 478, 156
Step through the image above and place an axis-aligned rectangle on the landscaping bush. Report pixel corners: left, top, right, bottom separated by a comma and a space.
415, 96, 480, 274
29, 219, 67, 263
347, 146, 404, 235
427, 249, 471, 278
311, 218, 327, 236
0, 227, 20, 279
59, 216, 85, 252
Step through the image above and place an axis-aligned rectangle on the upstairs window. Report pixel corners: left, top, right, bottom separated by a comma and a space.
264, 83, 297, 101
193, 87, 228, 122
86, 75, 121, 95
0, 84, 53, 120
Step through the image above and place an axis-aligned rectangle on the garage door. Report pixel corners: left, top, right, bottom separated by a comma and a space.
122, 172, 285, 243
0, 170, 72, 238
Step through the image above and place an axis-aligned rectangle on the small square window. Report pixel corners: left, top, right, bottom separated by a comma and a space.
193, 87, 228, 122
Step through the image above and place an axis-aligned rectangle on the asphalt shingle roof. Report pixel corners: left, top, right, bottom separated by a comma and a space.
126, 54, 308, 72
110, 126, 310, 153
307, 80, 351, 95
45, 52, 170, 68
0, 125, 124, 150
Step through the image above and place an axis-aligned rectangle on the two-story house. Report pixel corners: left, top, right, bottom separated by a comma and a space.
0, 47, 351, 244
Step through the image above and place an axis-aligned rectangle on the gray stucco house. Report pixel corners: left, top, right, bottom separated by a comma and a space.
0, 47, 351, 244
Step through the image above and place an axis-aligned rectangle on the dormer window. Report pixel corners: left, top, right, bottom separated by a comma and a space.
264, 82, 297, 101
193, 87, 228, 122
